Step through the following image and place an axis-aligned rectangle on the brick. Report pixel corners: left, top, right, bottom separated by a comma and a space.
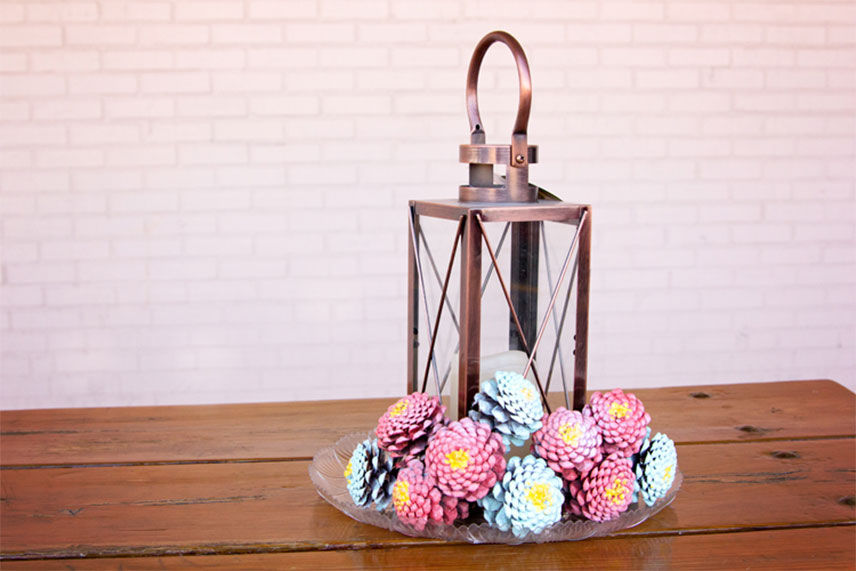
37, 193, 106, 214
390, 0, 461, 20
175, 1, 244, 20
601, 2, 664, 21
105, 145, 176, 167
106, 97, 175, 118
212, 24, 282, 44
141, 72, 210, 93
41, 240, 110, 260
0, 4, 23, 22
179, 143, 247, 165
320, 47, 389, 68
635, 69, 699, 89
215, 165, 285, 187
0, 125, 66, 146
5, 261, 75, 283
390, 47, 457, 68
668, 48, 730, 67
320, 0, 388, 19
32, 99, 102, 120
103, 50, 174, 70
45, 284, 115, 306
667, 2, 729, 21
0, 52, 27, 72
109, 190, 178, 211
0, 149, 31, 168
249, 1, 317, 19
633, 24, 697, 43
180, 189, 252, 211
0, 101, 29, 120
66, 25, 137, 45
797, 49, 854, 68
31, 50, 100, 72
247, 47, 319, 69
77, 260, 147, 282
140, 24, 209, 45
211, 72, 282, 92
36, 148, 103, 168
701, 25, 764, 44
322, 94, 391, 115
70, 124, 139, 145
359, 23, 427, 43
176, 49, 245, 69
0, 74, 65, 96
176, 96, 246, 117
69, 74, 137, 94
101, 2, 171, 21
72, 170, 142, 192
214, 119, 282, 141
0, 25, 62, 46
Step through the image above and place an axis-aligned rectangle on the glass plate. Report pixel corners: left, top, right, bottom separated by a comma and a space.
309, 431, 682, 545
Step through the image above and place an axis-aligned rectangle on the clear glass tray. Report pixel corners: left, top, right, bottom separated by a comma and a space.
309, 431, 682, 545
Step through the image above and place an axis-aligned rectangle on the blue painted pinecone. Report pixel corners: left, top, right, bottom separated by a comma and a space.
468, 371, 544, 449
345, 438, 399, 511
478, 455, 564, 538
633, 431, 677, 506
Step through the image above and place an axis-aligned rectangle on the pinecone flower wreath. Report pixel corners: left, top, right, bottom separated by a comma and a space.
634, 431, 678, 506
566, 453, 635, 522
532, 407, 602, 481
425, 417, 507, 502
391, 459, 469, 531
469, 371, 544, 450
589, 389, 650, 458
345, 438, 399, 511
376, 392, 447, 460
478, 455, 565, 538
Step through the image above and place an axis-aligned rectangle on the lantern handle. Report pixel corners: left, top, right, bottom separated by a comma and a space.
466, 31, 532, 144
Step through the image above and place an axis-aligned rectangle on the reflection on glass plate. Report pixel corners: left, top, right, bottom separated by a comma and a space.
309, 432, 682, 545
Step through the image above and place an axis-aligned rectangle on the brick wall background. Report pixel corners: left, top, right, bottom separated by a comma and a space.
1, 0, 854, 409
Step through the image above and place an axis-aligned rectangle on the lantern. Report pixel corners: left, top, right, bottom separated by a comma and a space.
407, 31, 591, 420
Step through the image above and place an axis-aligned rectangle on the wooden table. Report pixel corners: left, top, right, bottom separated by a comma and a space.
1, 379, 854, 569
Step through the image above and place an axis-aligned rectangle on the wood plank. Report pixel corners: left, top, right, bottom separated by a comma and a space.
2, 380, 853, 467
2, 438, 854, 559
3, 526, 854, 570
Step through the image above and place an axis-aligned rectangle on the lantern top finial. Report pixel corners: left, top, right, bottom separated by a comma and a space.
459, 31, 539, 204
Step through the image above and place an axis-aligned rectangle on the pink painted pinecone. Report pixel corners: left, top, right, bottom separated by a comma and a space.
424, 417, 506, 502
532, 407, 602, 481
376, 392, 447, 459
392, 459, 469, 530
589, 389, 650, 458
566, 453, 635, 522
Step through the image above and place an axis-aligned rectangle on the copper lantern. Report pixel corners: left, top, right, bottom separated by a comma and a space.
407, 31, 591, 420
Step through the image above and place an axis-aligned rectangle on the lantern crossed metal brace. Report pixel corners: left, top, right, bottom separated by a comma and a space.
407, 31, 592, 420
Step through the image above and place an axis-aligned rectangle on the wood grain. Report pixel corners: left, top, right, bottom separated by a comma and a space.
2, 380, 853, 467
2, 438, 854, 560
3, 527, 855, 570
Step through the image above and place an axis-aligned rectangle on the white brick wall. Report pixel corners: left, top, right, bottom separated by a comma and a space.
1, 0, 854, 409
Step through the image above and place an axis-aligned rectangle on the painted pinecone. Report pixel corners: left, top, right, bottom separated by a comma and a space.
589, 388, 650, 458
424, 417, 506, 502
634, 432, 678, 506
566, 453, 635, 522
376, 392, 447, 459
391, 459, 469, 530
532, 407, 602, 481
468, 371, 544, 449
478, 455, 565, 538
344, 438, 399, 511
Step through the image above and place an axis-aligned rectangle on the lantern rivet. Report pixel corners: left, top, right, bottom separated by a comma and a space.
515, 154, 525, 164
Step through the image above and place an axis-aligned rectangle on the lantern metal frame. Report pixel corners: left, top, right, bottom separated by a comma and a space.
406, 31, 591, 419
